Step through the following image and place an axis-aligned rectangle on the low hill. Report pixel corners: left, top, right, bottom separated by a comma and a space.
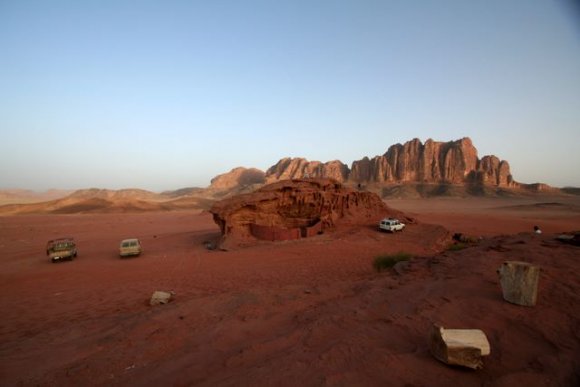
0, 189, 72, 205
0, 188, 215, 215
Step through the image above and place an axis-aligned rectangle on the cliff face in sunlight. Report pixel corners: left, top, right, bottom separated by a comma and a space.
349, 137, 513, 186
263, 137, 515, 187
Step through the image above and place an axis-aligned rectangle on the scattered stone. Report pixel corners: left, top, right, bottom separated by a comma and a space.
429, 324, 491, 369
453, 233, 479, 244
556, 233, 580, 246
150, 291, 173, 306
203, 240, 216, 250
497, 261, 540, 306
487, 244, 510, 252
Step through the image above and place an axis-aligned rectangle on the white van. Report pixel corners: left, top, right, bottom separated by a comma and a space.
378, 218, 405, 232
119, 238, 142, 257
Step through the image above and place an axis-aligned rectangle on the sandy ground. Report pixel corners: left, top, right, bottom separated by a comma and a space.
388, 196, 580, 237
0, 197, 579, 386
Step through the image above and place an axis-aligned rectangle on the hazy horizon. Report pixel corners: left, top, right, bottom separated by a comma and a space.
1, 1, 579, 191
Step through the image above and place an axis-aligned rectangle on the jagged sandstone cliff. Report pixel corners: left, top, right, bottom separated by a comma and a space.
204, 137, 567, 199
349, 138, 514, 187
265, 159, 349, 183
263, 138, 515, 187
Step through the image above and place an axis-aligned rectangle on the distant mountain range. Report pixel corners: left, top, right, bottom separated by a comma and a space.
0, 188, 216, 215
0, 138, 575, 214
208, 137, 564, 198
0, 189, 73, 205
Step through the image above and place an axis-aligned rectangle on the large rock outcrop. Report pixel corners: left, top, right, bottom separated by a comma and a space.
348, 137, 513, 186
475, 156, 513, 186
209, 167, 266, 190
263, 138, 516, 188
210, 179, 404, 245
265, 158, 349, 183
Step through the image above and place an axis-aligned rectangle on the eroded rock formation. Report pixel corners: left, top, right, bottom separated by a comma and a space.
349, 137, 513, 186
210, 179, 404, 245
264, 138, 516, 188
209, 167, 266, 190
265, 158, 349, 183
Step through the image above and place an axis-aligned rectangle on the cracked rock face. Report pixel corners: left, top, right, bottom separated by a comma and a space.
263, 138, 515, 187
209, 167, 266, 190
210, 179, 404, 245
349, 137, 514, 186
265, 159, 349, 184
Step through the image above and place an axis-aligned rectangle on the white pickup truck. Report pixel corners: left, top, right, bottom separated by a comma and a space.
378, 218, 406, 232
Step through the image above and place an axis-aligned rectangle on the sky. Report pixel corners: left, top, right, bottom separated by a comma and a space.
1, 0, 579, 191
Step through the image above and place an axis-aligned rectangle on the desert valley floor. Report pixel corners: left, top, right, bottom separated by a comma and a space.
0, 196, 579, 386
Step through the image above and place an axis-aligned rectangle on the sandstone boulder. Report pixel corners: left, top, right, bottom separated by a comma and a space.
430, 324, 491, 369
150, 291, 173, 306
497, 261, 540, 306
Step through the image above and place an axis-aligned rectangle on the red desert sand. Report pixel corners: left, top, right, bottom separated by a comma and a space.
0, 197, 579, 386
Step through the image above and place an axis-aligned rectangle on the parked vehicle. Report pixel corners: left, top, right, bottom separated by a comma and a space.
119, 238, 142, 257
378, 218, 406, 232
46, 238, 77, 262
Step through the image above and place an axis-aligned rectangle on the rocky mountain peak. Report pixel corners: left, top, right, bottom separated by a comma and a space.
265, 158, 349, 183
211, 137, 524, 198
209, 167, 265, 190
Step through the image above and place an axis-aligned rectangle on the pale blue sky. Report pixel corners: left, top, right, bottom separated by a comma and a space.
1, 0, 579, 191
